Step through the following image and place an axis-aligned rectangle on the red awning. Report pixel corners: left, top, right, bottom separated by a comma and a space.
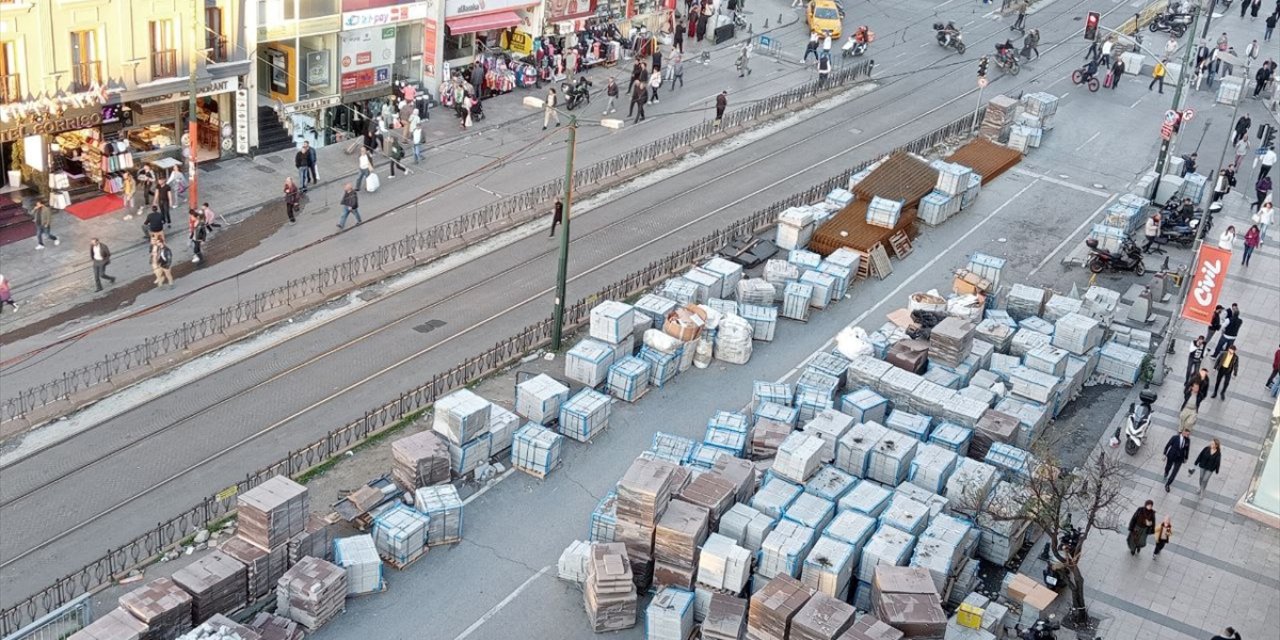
447, 11, 521, 35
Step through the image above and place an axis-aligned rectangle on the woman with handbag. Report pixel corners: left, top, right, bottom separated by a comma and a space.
1126, 500, 1156, 556
283, 177, 301, 224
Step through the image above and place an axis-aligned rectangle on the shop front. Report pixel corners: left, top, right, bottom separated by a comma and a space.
443, 0, 544, 102
121, 77, 244, 167
0, 92, 124, 207
256, 10, 343, 147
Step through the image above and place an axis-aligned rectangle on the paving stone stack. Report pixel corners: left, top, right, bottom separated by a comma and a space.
645, 587, 696, 640
607, 356, 651, 402
559, 540, 593, 584
979, 95, 1018, 142
653, 499, 709, 590
881, 493, 931, 537
171, 551, 249, 625
718, 503, 777, 552
712, 457, 755, 504
805, 465, 857, 502
872, 567, 947, 640
176, 614, 261, 640
759, 520, 818, 581
246, 614, 303, 640
565, 338, 616, 388
775, 432, 826, 483
838, 480, 892, 518
702, 593, 749, 640
791, 591, 857, 640
615, 456, 676, 589
928, 318, 974, 368
217, 535, 287, 601
746, 574, 813, 640
841, 616, 907, 640
751, 476, 803, 520
867, 432, 918, 486
69, 607, 150, 640
584, 542, 639, 632
371, 503, 429, 568
801, 536, 857, 600
696, 533, 752, 594
975, 481, 1032, 565
514, 374, 570, 426
236, 477, 309, 553
944, 459, 999, 512
752, 418, 793, 458
287, 515, 333, 566
274, 556, 346, 631
784, 493, 837, 532
511, 422, 564, 478
332, 535, 383, 596
970, 410, 1019, 461
412, 484, 464, 546
676, 471, 736, 529
390, 430, 452, 492
118, 577, 193, 640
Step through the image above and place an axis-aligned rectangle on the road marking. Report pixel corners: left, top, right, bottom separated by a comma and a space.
452, 565, 553, 640
1028, 193, 1118, 277
1074, 130, 1102, 152
1129, 96, 1145, 109
1012, 168, 1111, 197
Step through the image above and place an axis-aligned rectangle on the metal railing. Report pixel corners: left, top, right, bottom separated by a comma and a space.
0, 61, 874, 425
206, 35, 228, 63
0, 595, 90, 640
0, 107, 982, 637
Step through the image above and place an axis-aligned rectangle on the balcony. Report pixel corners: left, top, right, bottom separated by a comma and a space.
69, 61, 102, 93
151, 49, 178, 79
207, 35, 229, 63
0, 73, 19, 104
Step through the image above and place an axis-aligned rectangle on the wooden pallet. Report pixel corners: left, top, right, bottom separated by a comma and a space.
868, 243, 893, 280
854, 250, 872, 280
889, 230, 914, 258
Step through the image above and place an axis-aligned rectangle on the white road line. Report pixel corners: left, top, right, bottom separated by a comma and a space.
1012, 169, 1111, 197
462, 468, 517, 506
1129, 96, 1144, 109
1074, 130, 1102, 152
56, 310, 132, 341
452, 565, 553, 640
771, 179, 1042, 386
252, 253, 284, 268
1028, 193, 1117, 277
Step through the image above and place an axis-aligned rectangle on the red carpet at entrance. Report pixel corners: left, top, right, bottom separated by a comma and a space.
65, 194, 125, 220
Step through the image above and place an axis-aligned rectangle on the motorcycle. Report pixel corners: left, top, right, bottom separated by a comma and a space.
562, 79, 592, 111
1085, 237, 1146, 275
1017, 615, 1062, 640
1071, 64, 1101, 92
1113, 389, 1158, 455
843, 27, 874, 57
934, 22, 966, 54
1039, 515, 1081, 591
995, 49, 1021, 75
1148, 13, 1191, 38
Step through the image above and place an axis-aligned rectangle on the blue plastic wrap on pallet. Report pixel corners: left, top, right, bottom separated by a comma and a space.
984, 442, 1034, 480
704, 423, 749, 457
651, 431, 697, 464
702, 257, 744, 296
837, 480, 892, 517
880, 493, 931, 536
907, 443, 959, 495
559, 388, 612, 443
927, 422, 973, 457
924, 364, 962, 390
448, 432, 492, 478
706, 297, 739, 318
884, 410, 932, 440
514, 374, 569, 426
372, 503, 429, 567
589, 491, 618, 542
607, 356, 651, 403
805, 465, 857, 502
852, 580, 873, 612
757, 520, 817, 580
709, 411, 750, 434
782, 492, 837, 531
634, 294, 679, 325
750, 476, 804, 520
589, 300, 636, 344
645, 587, 695, 640
683, 267, 722, 302
841, 388, 889, 424
334, 534, 384, 596
802, 536, 857, 599
818, 261, 851, 301
753, 381, 794, 408
565, 338, 616, 388
865, 330, 890, 359
796, 369, 840, 399
510, 423, 563, 478
755, 401, 800, 427
807, 352, 851, 387
983, 309, 1017, 328
688, 443, 726, 469
922, 512, 978, 558
967, 252, 1006, 288
795, 388, 835, 424
638, 346, 681, 387
789, 249, 823, 270
781, 282, 813, 321
857, 525, 916, 584
662, 277, 702, 305
824, 510, 877, 550
412, 484, 464, 546
738, 304, 778, 342
799, 270, 836, 308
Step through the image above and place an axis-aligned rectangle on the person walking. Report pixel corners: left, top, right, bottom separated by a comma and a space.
143, 205, 166, 243
1260, 145, 1276, 178
150, 238, 174, 288
737, 41, 752, 77
543, 87, 561, 130
1206, 304, 1226, 346
1266, 12, 1277, 41
0, 274, 16, 313
1213, 166, 1237, 202
1162, 429, 1192, 492
283, 177, 301, 224
1164, 36, 1178, 60
1259, 201, 1275, 244
630, 76, 648, 123
31, 200, 59, 249
603, 77, 619, 115
1149, 59, 1167, 93
338, 183, 362, 229
1265, 344, 1280, 388
1110, 57, 1126, 88
1191, 438, 1222, 495
1185, 368, 1211, 410
1251, 0, 1263, 18
295, 141, 316, 192
1234, 137, 1250, 171
1152, 517, 1173, 557
356, 148, 373, 192
670, 51, 685, 90
805, 32, 820, 62
387, 134, 407, 179
1025, 28, 1041, 59
1219, 224, 1238, 250
1187, 335, 1207, 379
154, 171, 172, 225
1212, 627, 1242, 640
1211, 344, 1241, 399
1242, 0, 1251, 18
649, 67, 662, 104
1242, 224, 1261, 265
674, 16, 685, 53
1213, 303, 1243, 356
1012, 1, 1028, 32
89, 238, 116, 292
122, 172, 138, 213
1142, 213, 1162, 253
714, 90, 727, 127
1234, 114, 1252, 145
1126, 500, 1156, 555
136, 164, 157, 204
548, 199, 564, 238
408, 111, 423, 165
189, 209, 208, 265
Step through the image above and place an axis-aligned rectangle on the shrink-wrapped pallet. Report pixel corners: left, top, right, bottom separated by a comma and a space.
447, 432, 491, 478
795, 387, 836, 424
119, 577, 193, 640
634, 294, 679, 326
804, 465, 856, 502
1019, 316, 1054, 336
274, 557, 346, 631
973, 318, 1015, 352
1042, 294, 1082, 323
739, 304, 779, 342
802, 536, 857, 600
791, 591, 855, 640
881, 493, 931, 536
790, 249, 823, 270
1007, 366, 1060, 405
662, 277, 702, 305
823, 510, 876, 549
590, 492, 618, 543
638, 346, 681, 387
800, 270, 837, 309
759, 520, 818, 580
747, 574, 812, 640
975, 481, 1031, 565
515, 374, 569, 425
753, 381, 794, 408
737, 278, 778, 306
818, 261, 851, 301
511, 423, 562, 478
939, 394, 987, 430
756, 401, 800, 428
1096, 340, 1145, 385
884, 410, 931, 441
646, 588, 695, 640
651, 432, 697, 464
837, 480, 892, 518
751, 476, 803, 519
944, 459, 999, 513
841, 388, 889, 425
707, 297, 739, 318
565, 338, 616, 387
867, 432, 918, 486
775, 432, 826, 483
984, 442, 1034, 480
927, 422, 972, 457
777, 207, 817, 250
171, 551, 248, 624
1005, 284, 1047, 321
783, 281, 814, 321
808, 352, 851, 386
391, 430, 452, 493
678, 471, 735, 528
803, 409, 854, 464
248, 612, 304, 640
332, 535, 382, 596
703, 257, 744, 296
719, 502, 777, 552
1009, 328, 1051, 358
584, 543, 638, 632
560, 388, 612, 442
846, 355, 893, 389
715, 314, 754, 364
765, 259, 802, 291
697, 533, 752, 592
895, 484, 948, 519
487, 404, 520, 457
867, 197, 904, 228
432, 390, 492, 447
922, 512, 977, 561
907, 443, 958, 495
237, 477, 309, 553
858, 527, 915, 584
686, 267, 725, 301
607, 356, 650, 402
413, 485, 464, 546
835, 420, 890, 477
783, 493, 836, 532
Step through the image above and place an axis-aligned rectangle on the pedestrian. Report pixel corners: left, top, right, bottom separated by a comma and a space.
548, 198, 563, 238
363, 122, 379, 153
1211, 344, 1240, 399
1162, 429, 1192, 492
143, 205, 166, 243
1110, 57, 1125, 88
1211, 626, 1242, 640
1258, 201, 1275, 243
387, 134, 406, 179
1213, 303, 1243, 357
1152, 517, 1173, 557
1217, 32, 1229, 51
1206, 304, 1226, 346
1266, 12, 1277, 41
1235, 114, 1252, 144
89, 238, 115, 292
199, 202, 220, 233
737, 41, 752, 77
1191, 438, 1222, 495
674, 16, 685, 53
542, 87, 560, 131
649, 68, 662, 103
155, 172, 172, 226
817, 54, 832, 86
670, 51, 685, 89
651, 46, 662, 77
1025, 28, 1041, 59
0, 274, 15, 313
805, 32, 820, 62
150, 238, 174, 288
1260, 145, 1276, 178
1187, 335, 1207, 379
283, 177, 301, 224
1234, 137, 1250, 170
714, 90, 727, 127
122, 172, 138, 213
338, 183, 362, 229
1149, 59, 1167, 93
188, 209, 208, 264
136, 164, 157, 204
356, 148, 372, 192
1165, 36, 1178, 59
408, 111, 423, 165
1218, 224, 1237, 250
1012, 1, 1027, 31
1251, 0, 1263, 18
821, 33, 833, 59
603, 77, 619, 115
1142, 213, 1161, 252
1185, 368, 1211, 410
294, 141, 316, 192
1243, 224, 1261, 265
31, 200, 59, 249
1245, 39, 1260, 64
1126, 500, 1156, 555
1213, 166, 1237, 202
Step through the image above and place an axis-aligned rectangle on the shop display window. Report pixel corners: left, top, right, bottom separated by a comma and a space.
445, 32, 475, 61
127, 123, 180, 153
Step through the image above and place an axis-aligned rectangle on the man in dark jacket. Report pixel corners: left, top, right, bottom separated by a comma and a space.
1211, 344, 1240, 399
1267, 344, 1280, 388
1162, 428, 1192, 492
1212, 303, 1243, 357
338, 183, 362, 230
89, 238, 115, 291
714, 91, 728, 127
1187, 335, 1206, 380
1234, 114, 1252, 145
630, 77, 647, 124
1184, 368, 1211, 410
294, 141, 317, 192
144, 205, 166, 241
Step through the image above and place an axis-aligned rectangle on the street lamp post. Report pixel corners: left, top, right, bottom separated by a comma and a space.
1151, 6, 1202, 185
187, 0, 203, 210
550, 114, 578, 352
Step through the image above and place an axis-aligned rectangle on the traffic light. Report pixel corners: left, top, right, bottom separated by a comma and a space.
978, 56, 989, 78
1084, 12, 1100, 41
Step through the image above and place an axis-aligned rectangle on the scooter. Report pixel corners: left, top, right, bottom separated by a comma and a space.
1148, 13, 1191, 37
1085, 237, 1147, 275
842, 27, 873, 57
995, 49, 1022, 75
934, 22, 966, 54
1113, 389, 1158, 455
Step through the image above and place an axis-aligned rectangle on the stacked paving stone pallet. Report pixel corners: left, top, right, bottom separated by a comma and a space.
333, 534, 383, 596
1088, 192, 1152, 253
919, 162, 978, 227
432, 389, 495, 478
653, 499, 711, 590
217, 536, 288, 602
117, 577, 194, 640
645, 587, 696, 640
171, 552, 250, 625
275, 556, 347, 631
390, 430, 452, 492
175, 614, 262, 640
246, 613, 303, 640
370, 504, 429, 568
511, 422, 564, 477
413, 484, 464, 545
584, 542, 640, 631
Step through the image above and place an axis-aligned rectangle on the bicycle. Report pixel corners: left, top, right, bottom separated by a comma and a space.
1071, 67, 1100, 92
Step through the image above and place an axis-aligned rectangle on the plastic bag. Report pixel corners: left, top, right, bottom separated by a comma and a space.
835, 326, 874, 359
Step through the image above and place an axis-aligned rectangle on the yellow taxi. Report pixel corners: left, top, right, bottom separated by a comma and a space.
807, 0, 843, 39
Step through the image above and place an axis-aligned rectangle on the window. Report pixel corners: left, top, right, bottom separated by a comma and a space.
69, 30, 101, 92
206, 6, 227, 62
1, 41, 18, 103
150, 19, 178, 78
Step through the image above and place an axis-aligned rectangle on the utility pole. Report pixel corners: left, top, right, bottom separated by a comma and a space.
1150, 5, 1201, 188
187, 0, 202, 210
1200, 0, 1214, 39
550, 114, 578, 352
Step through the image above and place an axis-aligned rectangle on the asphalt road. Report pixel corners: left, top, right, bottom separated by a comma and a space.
0, 0, 1159, 613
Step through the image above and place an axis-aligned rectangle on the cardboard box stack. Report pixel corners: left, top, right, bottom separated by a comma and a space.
615, 456, 676, 589
171, 551, 249, 625
584, 542, 638, 632
1005, 572, 1058, 627
118, 577, 193, 640
275, 556, 347, 631
390, 430, 452, 492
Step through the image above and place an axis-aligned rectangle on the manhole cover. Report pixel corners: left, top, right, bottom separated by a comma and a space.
254, 165, 277, 174
413, 319, 448, 334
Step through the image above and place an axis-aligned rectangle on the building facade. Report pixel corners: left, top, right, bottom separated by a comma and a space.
1, 0, 252, 200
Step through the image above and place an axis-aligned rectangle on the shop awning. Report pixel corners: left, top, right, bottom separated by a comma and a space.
446, 11, 521, 35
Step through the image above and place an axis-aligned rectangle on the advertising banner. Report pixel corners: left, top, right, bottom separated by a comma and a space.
340, 26, 397, 92
1181, 244, 1232, 325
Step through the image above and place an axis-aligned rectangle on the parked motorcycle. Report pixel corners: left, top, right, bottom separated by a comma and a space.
1112, 389, 1158, 455
1148, 13, 1191, 38
1085, 237, 1146, 275
934, 22, 966, 54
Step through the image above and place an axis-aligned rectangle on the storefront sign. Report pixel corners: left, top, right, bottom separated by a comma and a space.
342, 2, 430, 29
283, 94, 342, 115
259, 15, 345, 42
502, 29, 534, 55
424, 18, 439, 77
546, 0, 595, 21
133, 78, 238, 107
235, 89, 250, 154
340, 26, 397, 92
1182, 244, 1231, 325
0, 107, 103, 144
447, 0, 534, 16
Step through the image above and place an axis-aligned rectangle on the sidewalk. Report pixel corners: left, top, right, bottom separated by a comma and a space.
0, 2, 805, 339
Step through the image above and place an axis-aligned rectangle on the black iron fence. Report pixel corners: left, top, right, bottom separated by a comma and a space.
1, 61, 874, 426
0, 101, 981, 638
